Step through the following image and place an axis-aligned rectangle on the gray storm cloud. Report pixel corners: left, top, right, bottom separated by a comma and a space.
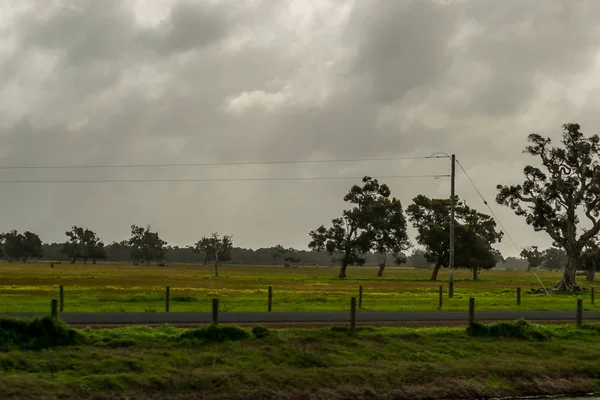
1, 0, 600, 256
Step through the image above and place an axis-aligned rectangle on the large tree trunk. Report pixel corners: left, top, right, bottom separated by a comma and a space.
554, 254, 583, 291
338, 262, 348, 278
472, 267, 478, 281
92, 258, 97, 265
586, 268, 596, 282
430, 262, 442, 281
214, 262, 219, 277
71, 257, 76, 264
377, 264, 385, 277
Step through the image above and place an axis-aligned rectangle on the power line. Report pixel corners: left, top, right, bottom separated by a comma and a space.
456, 159, 551, 296
0, 155, 448, 170
0, 174, 449, 184
455, 159, 520, 250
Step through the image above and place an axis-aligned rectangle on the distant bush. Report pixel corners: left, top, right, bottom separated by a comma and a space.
171, 296, 197, 303
180, 324, 250, 342
0, 316, 83, 350
467, 319, 551, 341
252, 325, 270, 339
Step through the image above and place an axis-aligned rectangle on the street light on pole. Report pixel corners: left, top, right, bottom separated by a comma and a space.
428, 152, 456, 298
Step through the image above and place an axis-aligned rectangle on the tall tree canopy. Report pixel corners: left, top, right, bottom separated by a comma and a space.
407, 195, 502, 281
308, 176, 409, 278
0, 230, 43, 262
497, 123, 600, 291
61, 226, 84, 263
128, 225, 167, 265
81, 229, 106, 264
406, 195, 454, 280
520, 246, 544, 271
455, 205, 504, 280
369, 196, 411, 276
61, 226, 106, 264
193, 233, 233, 277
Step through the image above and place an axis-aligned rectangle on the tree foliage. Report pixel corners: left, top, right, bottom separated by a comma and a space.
193, 233, 233, 277
370, 196, 411, 276
0, 230, 43, 262
60, 226, 106, 264
271, 244, 287, 265
520, 246, 544, 271
580, 241, 600, 282
406, 195, 453, 280
541, 247, 567, 271
497, 123, 600, 291
454, 205, 504, 280
308, 176, 409, 278
128, 225, 167, 265
407, 195, 503, 280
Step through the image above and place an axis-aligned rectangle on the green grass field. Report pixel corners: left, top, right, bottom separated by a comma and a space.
2, 317, 600, 399
0, 262, 597, 313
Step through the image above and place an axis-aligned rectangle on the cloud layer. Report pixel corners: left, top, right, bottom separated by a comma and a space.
2, 0, 600, 256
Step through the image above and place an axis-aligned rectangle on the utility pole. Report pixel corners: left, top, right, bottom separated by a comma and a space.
449, 154, 455, 298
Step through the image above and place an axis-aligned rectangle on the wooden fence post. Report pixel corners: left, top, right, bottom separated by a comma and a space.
517, 287, 521, 306
449, 281, 454, 299
469, 297, 475, 329
268, 286, 273, 312
59, 285, 64, 312
51, 299, 58, 319
577, 299, 583, 328
165, 286, 170, 312
358, 286, 363, 309
438, 285, 443, 309
350, 297, 356, 334
212, 298, 219, 325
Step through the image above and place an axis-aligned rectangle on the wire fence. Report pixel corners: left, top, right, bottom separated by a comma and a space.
0, 284, 596, 314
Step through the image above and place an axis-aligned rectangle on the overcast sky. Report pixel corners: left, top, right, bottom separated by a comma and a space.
2, 0, 600, 256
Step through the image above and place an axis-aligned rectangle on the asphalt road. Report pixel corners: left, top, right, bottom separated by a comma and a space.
1, 310, 599, 325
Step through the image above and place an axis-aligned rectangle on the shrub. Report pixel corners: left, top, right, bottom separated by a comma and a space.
467, 319, 551, 341
171, 296, 197, 303
179, 324, 250, 343
0, 316, 82, 350
252, 325, 270, 339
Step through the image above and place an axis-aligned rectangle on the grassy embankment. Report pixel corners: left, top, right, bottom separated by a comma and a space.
0, 263, 597, 313
1, 316, 600, 399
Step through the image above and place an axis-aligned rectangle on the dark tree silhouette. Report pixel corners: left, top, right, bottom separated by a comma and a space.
580, 241, 600, 282
0, 230, 42, 262
454, 205, 503, 280
193, 233, 233, 277
308, 176, 397, 278
407, 195, 502, 281
128, 225, 167, 265
541, 247, 567, 271
497, 123, 600, 291
369, 196, 411, 277
520, 246, 544, 271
